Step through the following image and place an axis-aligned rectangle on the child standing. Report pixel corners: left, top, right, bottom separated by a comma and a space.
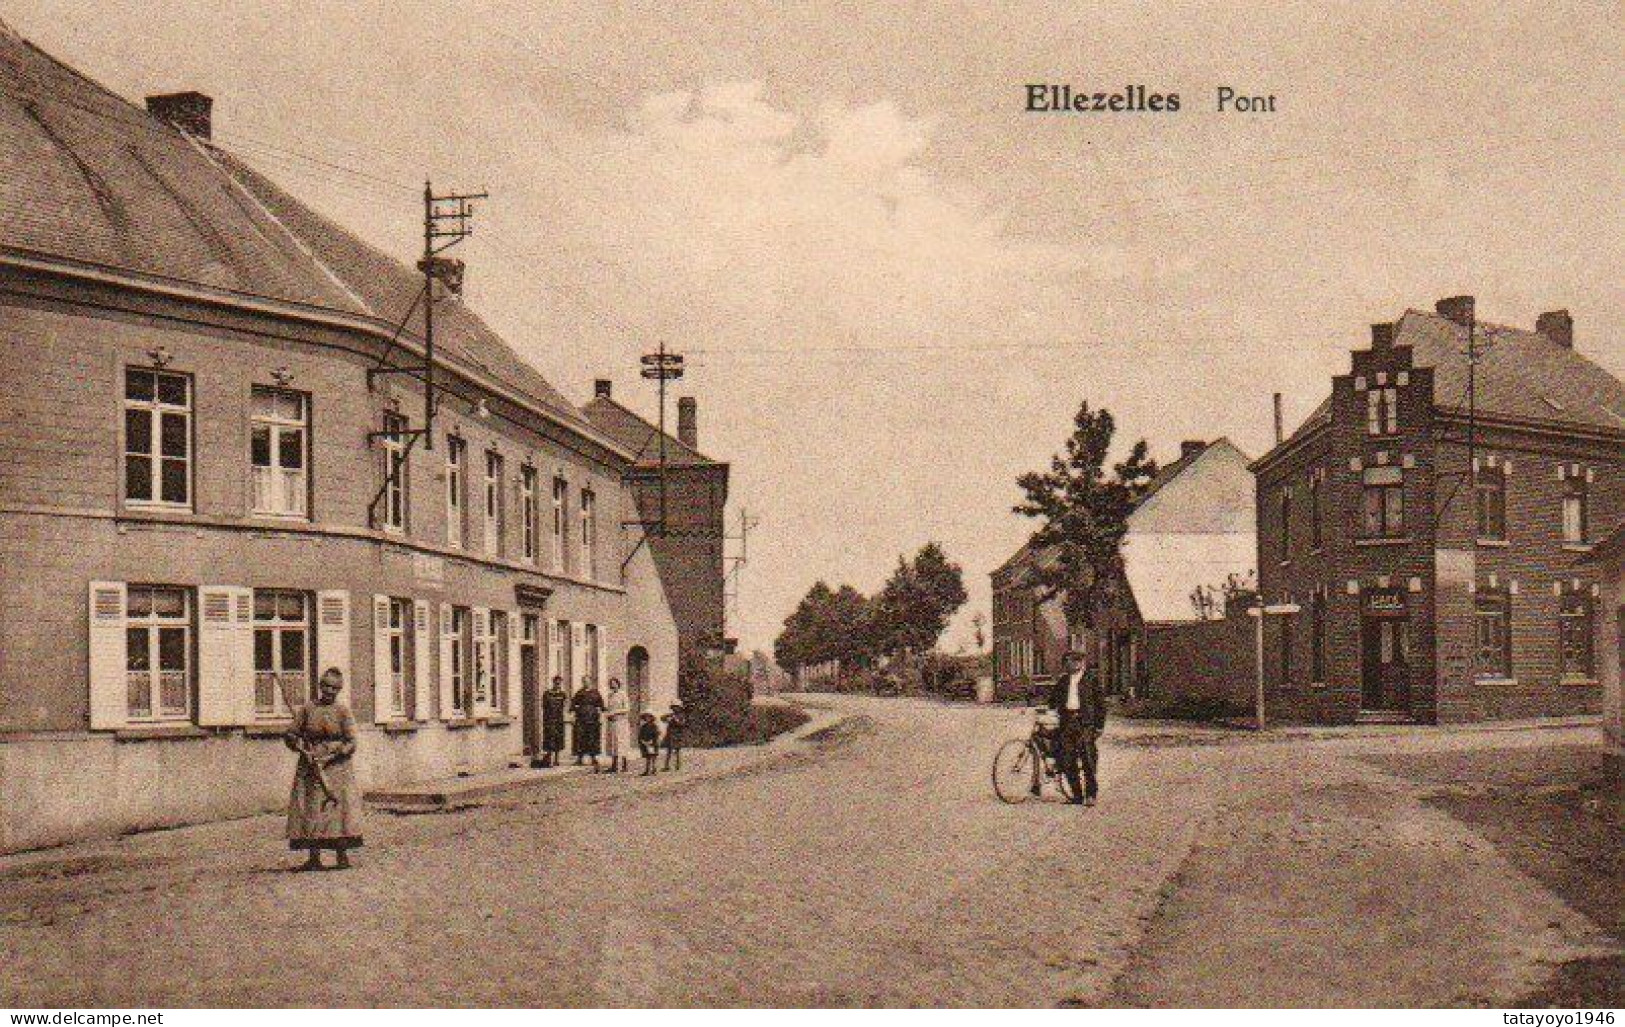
637, 712, 661, 776
661, 702, 687, 771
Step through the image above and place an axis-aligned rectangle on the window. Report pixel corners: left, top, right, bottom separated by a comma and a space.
1363, 482, 1404, 537
584, 622, 600, 688
484, 450, 504, 558
1308, 472, 1323, 549
379, 597, 412, 719
1310, 593, 1326, 683
580, 488, 596, 578
379, 410, 409, 533
552, 476, 567, 571
124, 368, 192, 508
1475, 463, 1506, 540
520, 466, 539, 562
253, 590, 310, 718
450, 606, 471, 715
1278, 611, 1293, 687
445, 436, 466, 547
472, 610, 495, 708
250, 387, 308, 517
126, 585, 191, 722
1562, 476, 1588, 545
490, 610, 509, 714
1366, 386, 1398, 436
1278, 490, 1291, 559
1474, 590, 1511, 678
1560, 593, 1595, 678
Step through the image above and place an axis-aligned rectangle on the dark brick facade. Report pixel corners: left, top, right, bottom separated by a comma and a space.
1253, 302, 1623, 724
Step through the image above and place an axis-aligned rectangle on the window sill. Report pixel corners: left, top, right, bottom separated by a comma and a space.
1475, 538, 1510, 548
1354, 536, 1411, 547
243, 721, 293, 737
115, 724, 208, 742
1473, 676, 1518, 687
379, 720, 419, 734
1561, 676, 1598, 687
1561, 543, 1594, 553
485, 716, 514, 728
122, 501, 194, 516
247, 512, 311, 524
444, 718, 479, 731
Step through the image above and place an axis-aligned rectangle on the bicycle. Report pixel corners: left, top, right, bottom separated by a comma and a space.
992, 708, 1078, 804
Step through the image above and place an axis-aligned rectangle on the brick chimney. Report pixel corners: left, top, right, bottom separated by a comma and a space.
677, 397, 697, 449
1535, 309, 1573, 349
594, 379, 612, 399
1434, 295, 1475, 328
1370, 322, 1395, 350
145, 91, 212, 140
1180, 440, 1205, 461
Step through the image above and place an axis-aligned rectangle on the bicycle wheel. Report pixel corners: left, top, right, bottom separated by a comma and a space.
1048, 755, 1078, 803
993, 739, 1039, 804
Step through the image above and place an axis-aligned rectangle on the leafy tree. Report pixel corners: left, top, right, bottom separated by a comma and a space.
774, 581, 877, 671
869, 542, 968, 660
1015, 401, 1158, 631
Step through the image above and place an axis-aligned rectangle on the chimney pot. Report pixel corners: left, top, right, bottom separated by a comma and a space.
1370, 322, 1395, 350
1180, 440, 1205, 461
1434, 295, 1475, 328
677, 397, 698, 449
1273, 393, 1284, 446
1535, 309, 1573, 349
594, 379, 612, 399
145, 91, 212, 140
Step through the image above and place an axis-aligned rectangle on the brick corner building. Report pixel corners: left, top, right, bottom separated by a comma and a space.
1251, 297, 1624, 725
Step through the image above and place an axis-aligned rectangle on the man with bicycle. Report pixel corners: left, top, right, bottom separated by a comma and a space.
1047, 649, 1106, 806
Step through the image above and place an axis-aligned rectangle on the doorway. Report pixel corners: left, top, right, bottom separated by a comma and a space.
519, 614, 540, 758
627, 646, 650, 715
1360, 616, 1410, 711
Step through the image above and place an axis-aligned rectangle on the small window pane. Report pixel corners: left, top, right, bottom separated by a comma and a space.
157, 627, 187, 670
251, 389, 274, 417
153, 588, 186, 618
277, 392, 304, 420
279, 593, 305, 620
127, 629, 151, 670
254, 592, 276, 620
125, 458, 153, 501
279, 429, 304, 470
160, 413, 188, 457
161, 459, 188, 504
280, 631, 306, 671
126, 587, 153, 617
251, 426, 272, 467
255, 630, 274, 670
156, 373, 188, 406
125, 409, 152, 454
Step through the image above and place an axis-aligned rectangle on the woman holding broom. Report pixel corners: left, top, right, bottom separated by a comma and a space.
284, 667, 363, 871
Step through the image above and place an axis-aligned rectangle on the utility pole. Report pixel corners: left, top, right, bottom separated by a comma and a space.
366, 180, 486, 525
640, 341, 685, 536
723, 508, 760, 639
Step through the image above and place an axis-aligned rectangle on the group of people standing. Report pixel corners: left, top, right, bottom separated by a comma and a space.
284, 668, 690, 871
538, 675, 686, 777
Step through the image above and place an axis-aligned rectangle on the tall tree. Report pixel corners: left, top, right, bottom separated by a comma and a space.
870, 542, 968, 659
1015, 401, 1159, 630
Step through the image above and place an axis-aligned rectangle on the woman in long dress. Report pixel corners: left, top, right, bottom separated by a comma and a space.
539, 675, 568, 767
603, 677, 630, 774
284, 667, 363, 871
571, 676, 604, 769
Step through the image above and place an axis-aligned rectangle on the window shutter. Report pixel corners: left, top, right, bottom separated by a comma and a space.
87, 580, 128, 730
412, 600, 431, 721
507, 609, 523, 717
547, 620, 563, 689
472, 606, 492, 716
315, 590, 352, 693
438, 602, 456, 719
197, 586, 247, 726
372, 594, 394, 724
231, 590, 255, 723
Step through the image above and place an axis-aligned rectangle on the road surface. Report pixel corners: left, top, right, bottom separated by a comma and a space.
0, 696, 1612, 1006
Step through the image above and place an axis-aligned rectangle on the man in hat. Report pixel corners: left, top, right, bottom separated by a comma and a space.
1046, 649, 1105, 805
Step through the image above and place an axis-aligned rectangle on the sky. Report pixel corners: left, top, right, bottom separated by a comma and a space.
6, 0, 1621, 654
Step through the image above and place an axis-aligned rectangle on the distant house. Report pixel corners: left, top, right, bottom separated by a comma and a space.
991, 438, 1257, 702
1582, 522, 1624, 751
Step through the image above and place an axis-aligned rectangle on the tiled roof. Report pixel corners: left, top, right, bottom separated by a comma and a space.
1267, 308, 1625, 461
582, 395, 721, 467
0, 28, 589, 431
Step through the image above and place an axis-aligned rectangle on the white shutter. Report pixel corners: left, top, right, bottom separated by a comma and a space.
438, 602, 456, 719
315, 590, 351, 694
87, 581, 128, 731
412, 600, 432, 721
472, 607, 492, 716
547, 620, 563, 689
507, 609, 523, 717
372, 595, 394, 724
570, 622, 586, 692
197, 586, 249, 726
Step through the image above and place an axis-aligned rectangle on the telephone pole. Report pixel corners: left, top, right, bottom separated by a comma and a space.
723, 508, 760, 639
640, 341, 685, 536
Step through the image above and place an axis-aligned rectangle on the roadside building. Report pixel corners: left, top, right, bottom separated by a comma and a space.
1581, 522, 1624, 751
0, 30, 681, 852
991, 438, 1256, 703
1251, 298, 1624, 725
